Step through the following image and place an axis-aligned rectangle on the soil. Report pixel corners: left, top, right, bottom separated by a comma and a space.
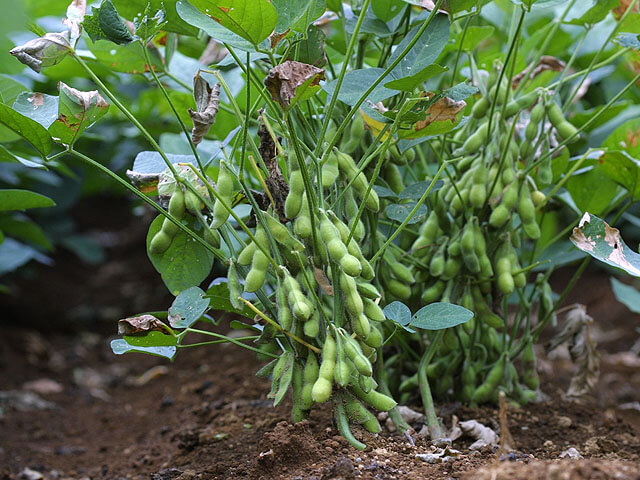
1, 200, 640, 479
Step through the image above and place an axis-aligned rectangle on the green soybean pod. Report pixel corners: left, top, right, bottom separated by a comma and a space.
518, 183, 536, 224
300, 351, 319, 410
362, 323, 382, 348
238, 240, 257, 266
459, 122, 489, 155
285, 169, 305, 219
472, 97, 490, 119
385, 278, 412, 300
343, 335, 372, 376
357, 282, 381, 299
203, 224, 221, 248
311, 332, 336, 403
489, 204, 510, 228
363, 298, 385, 322
276, 281, 292, 331
546, 102, 579, 142
321, 149, 340, 188
429, 240, 447, 277
334, 397, 366, 451
344, 395, 381, 433
293, 194, 312, 239
149, 230, 172, 254
304, 309, 320, 338
245, 249, 269, 293
421, 279, 446, 304
351, 313, 372, 340
388, 259, 415, 284
349, 381, 397, 412
185, 189, 202, 215
383, 163, 405, 194
291, 362, 307, 422
472, 353, 506, 404
333, 335, 352, 387
442, 255, 462, 281
212, 162, 234, 228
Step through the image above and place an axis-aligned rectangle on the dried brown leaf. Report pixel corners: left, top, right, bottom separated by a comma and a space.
547, 305, 600, 397
10, 32, 71, 73
257, 122, 289, 220
63, 0, 86, 46
59, 81, 108, 112
263, 60, 324, 109
188, 73, 220, 146
199, 38, 228, 65
414, 94, 466, 132
118, 314, 167, 335
313, 266, 334, 295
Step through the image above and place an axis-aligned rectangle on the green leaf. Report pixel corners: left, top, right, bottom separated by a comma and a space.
0, 104, 53, 157
597, 151, 640, 201
88, 39, 164, 73
0, 215, 53, 250
570, 213, 640, 277
411, 302, 474, 330
175, 0, 256, 51
111, 331, 177, 359
571, 101, 631, 133
372, 0, 404, 21
616, 32, 640, 50
168, 286, 210, 328
611, 277, 640, 313
382, 301, 414, 332
0, 238, 41, 276
385, 14, 450, 91
0, 189, 55, 211
398, 180, 443, 201
146, 215, 214, 295
458, 25, 495, 51
205, 281, 254, 317
113, 0, 198, 35
324, 68, 396, 106
566, 162, 619, 215
48, 83, 110, 145
133, 3, 168, 40
0, 144, 47, 169
83, 0, 135, 45
288, 24, 326, 67
0, 74, 28, 105
385, 202, 428, 224
566, 0, 618, 26
12, 92, 59, 129
273, 352, 294, 407
272, 0, 316, 33
385, 64, 448, 92
187, 0, 277, 45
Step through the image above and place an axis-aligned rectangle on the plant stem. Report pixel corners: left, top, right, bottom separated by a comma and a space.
418, 330, 445, 440
184, 328, 278, 358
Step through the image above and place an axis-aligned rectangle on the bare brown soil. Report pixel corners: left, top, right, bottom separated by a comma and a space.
1, 199, 639, 479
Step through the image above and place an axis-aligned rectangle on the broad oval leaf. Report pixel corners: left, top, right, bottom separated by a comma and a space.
385, 202, 428, 224
323, 68, 396, 106
410, 302, 474, 330
113, 0, 198, 35
187, 0, 277, 46
571, 212, 640, 277
0, 104, 53, 157
611, 277, 640, 314
383, 301, 412, 326
0, 189, 55, 211
146, 215, 214, 295
111, 331, 177, 359
176, 0, 256, 50
168, 286, 210, 328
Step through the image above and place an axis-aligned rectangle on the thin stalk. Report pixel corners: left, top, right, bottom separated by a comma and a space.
418, 330, 445, 439
183, 328, 278, 358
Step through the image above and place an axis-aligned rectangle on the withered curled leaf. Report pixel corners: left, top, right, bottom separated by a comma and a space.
118, 314, 167, 335
512, 55, 566, 89
188, 73, 220, 146
264, 60, 324, 109
63, 0, 87, 46
10, 32, 71, 73
413, 93, 466, 131
546, 304, 600, 397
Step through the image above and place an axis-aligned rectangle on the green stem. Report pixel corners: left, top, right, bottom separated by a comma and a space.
418, 330, 445, 440
184, 328, 278, 358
